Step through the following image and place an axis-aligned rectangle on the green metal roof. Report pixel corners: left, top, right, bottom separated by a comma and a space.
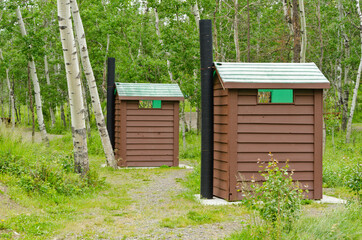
115, 82, 184, 100
214, 62, 330, 89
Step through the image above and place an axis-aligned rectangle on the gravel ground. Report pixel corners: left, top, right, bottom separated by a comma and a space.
122, 169, 245, 240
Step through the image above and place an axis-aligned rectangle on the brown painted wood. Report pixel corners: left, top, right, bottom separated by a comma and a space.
237, 95, 257, 105
294, 95, 314, 105
237, 152, 314, 162
127, 138, 174, 144
214, 96, 228, 105
238, 89, 258, 96
119, 100, 127, 166
127, 144, 174, 150
213, 187, 229, 200
237, 143, 314, 153
127, 149, 174, 156
238, 171, 314, 181
127, 109, 174, 116
214, 142, 228, 152
173, 102, 179, 167
127, 132, 174, 138
294, 89, 315, 95
214, 106, 228, 115
238, 124, 314, 134
126, 155, 174, 161
237, 115, 314, 124
126, 121, 174, 127
228, 90, 239, 201
238, 105, 314, 115
126, 161, 174, 167
314, 90, 323, 199
237, 162, 314, 172
127, 115, 174, 121
126, 101, 175, 110
214, 160, 229, 171
214, 115, 229, 124
214, 124, 228, 134
127, 126, 174, 133
214, 133, 228, 142
237, 133, 314, 143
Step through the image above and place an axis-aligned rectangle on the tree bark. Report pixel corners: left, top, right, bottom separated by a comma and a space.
0, 49, 15, 129
299, 0, 307, 62
60, 104, 67, 127
317, 0, 323, 70
283, 0, 293, 35
101, 34, 110, 98
16, 7, 48, 143
28, 63, 35, 142
233, 0, 240, 62
44, 55, 56, 127
292, 0, 301, 63
346, 0, 362, 143
70, 0, 117, 168
192, 1, 200, 30
58, 0, 89, 175
247, 0, 250, 62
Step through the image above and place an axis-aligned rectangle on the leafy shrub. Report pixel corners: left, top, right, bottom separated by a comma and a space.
345, 163, 362, 203
237, 154, 306, 238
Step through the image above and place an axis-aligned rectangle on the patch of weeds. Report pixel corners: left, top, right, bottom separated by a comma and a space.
179, 131, 201, 160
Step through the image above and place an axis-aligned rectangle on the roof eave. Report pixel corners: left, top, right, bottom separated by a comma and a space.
117, 96, 184, 101
222, 82, 330, 89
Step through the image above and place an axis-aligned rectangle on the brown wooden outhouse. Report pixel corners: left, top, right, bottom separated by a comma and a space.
212, 62, 330, 201
114, 83, 184, 167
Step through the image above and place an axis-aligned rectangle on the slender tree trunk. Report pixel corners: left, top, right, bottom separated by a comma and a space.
192, 1, 200, 29
283, 0, 293, 35
0, 49, 15, 129
44, 55, 56, 127
58, 0, 89, 175
347, 1, 362, 142
196, 106, 201, 134
70, 0, 117, 168
233, 0, 240, 62
60, 104, 67, 127
102, 34, 110, 98
16, 7, 48, 143
299, 0, 307, 62
292, 0, 301, 63
247, 0, 250, 62
316, 0, 323, 70
189, 104, 192, 130
28, 63, 35, 142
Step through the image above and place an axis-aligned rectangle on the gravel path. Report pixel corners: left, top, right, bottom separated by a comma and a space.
123, 168, 244, 240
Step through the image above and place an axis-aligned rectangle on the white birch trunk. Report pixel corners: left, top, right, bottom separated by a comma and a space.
233, 0, 240, 62
192, 1, 200, 30
70, 0, 117, 168
16, 7, 48, 143
58, 0, 89, 175
102, 34, 110, 97
346, 0, 362, 143
0, 49, 15, 128
283, 0, 293, 35
299, 0, 307, 63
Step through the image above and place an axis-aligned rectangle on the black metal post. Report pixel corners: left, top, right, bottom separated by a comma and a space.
199, 19, 214, 199
106, 57, 116, 150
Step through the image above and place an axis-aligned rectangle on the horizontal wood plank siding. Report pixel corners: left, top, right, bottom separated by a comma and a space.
115, 100, 179, 167
236, 89, 316, 198
213, 78, 229, 200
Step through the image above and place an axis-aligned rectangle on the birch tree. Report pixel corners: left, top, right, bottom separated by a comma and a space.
16, 7, 48, 143
233, 0, 241, 62
292, 0, 301, 63
299, 0, 307, 62
58, 0, 89, 175
70, 0, 117, 168
0, 49, 15, 129
346, 0, 362, 143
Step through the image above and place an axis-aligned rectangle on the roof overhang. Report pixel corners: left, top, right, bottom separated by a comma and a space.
214, 62, 330, 89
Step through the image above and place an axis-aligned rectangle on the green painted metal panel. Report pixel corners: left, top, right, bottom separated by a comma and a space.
115, 83, 183, 98
214, 62, 330, 85
152, 100, 161, 108
258, 89, 293, 103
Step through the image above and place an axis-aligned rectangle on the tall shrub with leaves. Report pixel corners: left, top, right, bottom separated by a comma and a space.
238, 154, 306, 238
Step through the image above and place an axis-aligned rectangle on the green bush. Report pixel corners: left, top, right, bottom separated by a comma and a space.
237, 154, 305, 238
0, 127, 105, 199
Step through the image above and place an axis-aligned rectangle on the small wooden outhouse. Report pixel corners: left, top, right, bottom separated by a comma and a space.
212, 62, 330, 201
114, 83, 184, 167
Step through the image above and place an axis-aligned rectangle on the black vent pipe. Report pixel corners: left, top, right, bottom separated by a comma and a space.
199, 19, 214, 199
106, 57, 116, 150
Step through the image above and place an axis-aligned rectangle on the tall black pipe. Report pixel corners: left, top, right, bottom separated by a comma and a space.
106, 57, 116, 150
200, 19, 214, 199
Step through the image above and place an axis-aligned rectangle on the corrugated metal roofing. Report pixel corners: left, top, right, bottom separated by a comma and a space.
214, 62, 330, 87
115, 82, 184, 98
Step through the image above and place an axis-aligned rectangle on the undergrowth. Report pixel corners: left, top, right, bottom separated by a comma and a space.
0, 126, 105, 200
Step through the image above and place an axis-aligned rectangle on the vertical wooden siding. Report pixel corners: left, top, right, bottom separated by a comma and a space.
213, 78, 230, 200
235, 89, 317, 199
114, 98, 178, 167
